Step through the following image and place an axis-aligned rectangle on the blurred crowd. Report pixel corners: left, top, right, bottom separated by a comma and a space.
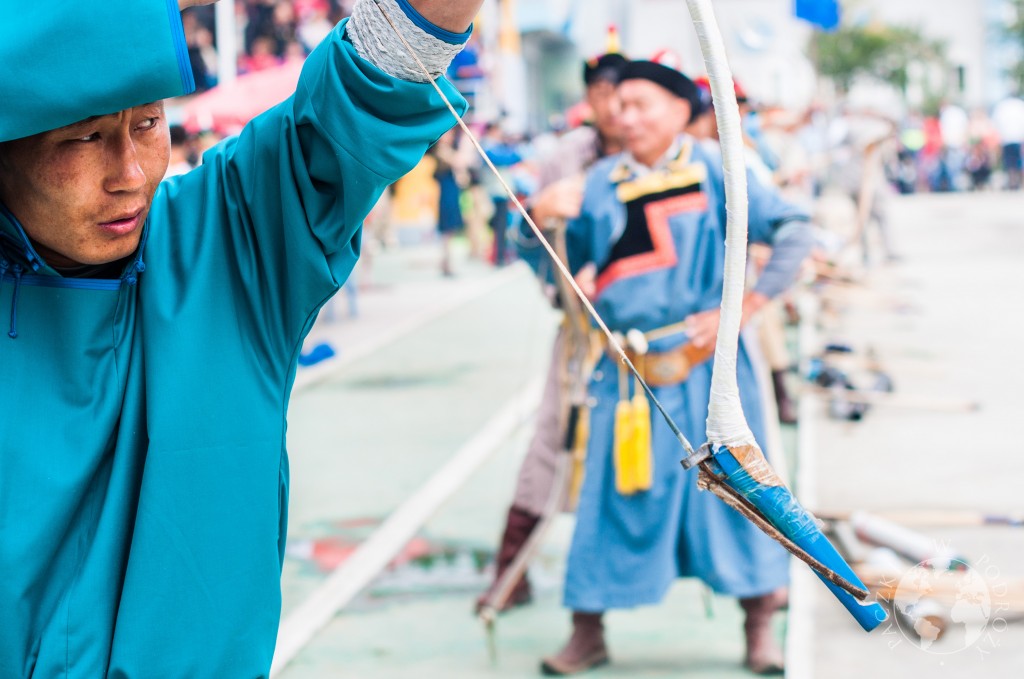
181, 0, 354, 91
415, 92, 1024, 279
887, 97, 1024, 194
167, 6, 1024, 288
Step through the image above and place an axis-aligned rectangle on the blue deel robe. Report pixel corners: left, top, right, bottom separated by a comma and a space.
0, 14, 466, 679
556, 138, 808, 612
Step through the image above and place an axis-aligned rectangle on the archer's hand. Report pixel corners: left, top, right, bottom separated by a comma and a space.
684, 308, 721, 350
179, 0, 219, 9
531, 176, 585, 230
574, 263, 597, 300
684, 293, 770, 350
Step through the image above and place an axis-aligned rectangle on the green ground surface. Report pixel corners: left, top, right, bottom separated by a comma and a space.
278, 242, 787, 677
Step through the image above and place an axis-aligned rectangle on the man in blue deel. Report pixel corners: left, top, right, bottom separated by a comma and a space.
537, 60, 813, 676
0, 0, 481, 676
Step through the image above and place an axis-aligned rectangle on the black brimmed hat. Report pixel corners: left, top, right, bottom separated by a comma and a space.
620, 60, 702, 122
583, 53, 629, 87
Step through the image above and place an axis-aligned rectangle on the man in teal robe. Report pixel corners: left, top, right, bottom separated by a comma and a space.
0, 0, 480, 676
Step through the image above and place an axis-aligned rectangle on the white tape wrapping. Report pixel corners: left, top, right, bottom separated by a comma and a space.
686, 0, 757, 449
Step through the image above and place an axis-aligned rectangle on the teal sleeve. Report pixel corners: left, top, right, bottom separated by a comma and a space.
153, 20, 466, 375
0, 0, 192, 141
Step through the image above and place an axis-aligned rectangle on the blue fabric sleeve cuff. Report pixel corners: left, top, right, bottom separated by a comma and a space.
394, 0, 472, 44
166, 0, 196, 93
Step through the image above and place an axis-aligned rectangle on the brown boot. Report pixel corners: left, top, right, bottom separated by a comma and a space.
771, 370, 798, 425
540, 612, 609, 676
740, 588, 788, 675
475, 506, 540, 614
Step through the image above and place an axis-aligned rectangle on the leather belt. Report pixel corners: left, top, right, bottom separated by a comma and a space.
625, 342, 715, 387
602, 321, 715, 388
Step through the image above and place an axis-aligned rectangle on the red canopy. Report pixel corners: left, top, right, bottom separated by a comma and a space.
182, 59, 305, 136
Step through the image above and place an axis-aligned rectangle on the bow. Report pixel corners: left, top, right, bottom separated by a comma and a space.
372, 0, 886, 632
680, 0, 885, 631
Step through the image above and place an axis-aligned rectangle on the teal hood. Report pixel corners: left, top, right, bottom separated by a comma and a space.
0, 0, 194, 142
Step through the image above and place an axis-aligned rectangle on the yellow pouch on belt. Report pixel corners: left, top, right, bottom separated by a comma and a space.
613, 367, 653, 495
613, 397, 636, 494
630, 389, 652, 491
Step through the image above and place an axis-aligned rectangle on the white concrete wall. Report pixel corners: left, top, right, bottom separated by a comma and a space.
856, 0, 992, 107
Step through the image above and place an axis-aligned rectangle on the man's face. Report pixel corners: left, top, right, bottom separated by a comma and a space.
618, 80, 691, 167
586, 79, 623, 143
0, 103, 170, 268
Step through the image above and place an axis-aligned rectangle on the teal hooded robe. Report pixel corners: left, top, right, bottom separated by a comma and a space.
0, 2, 466, 676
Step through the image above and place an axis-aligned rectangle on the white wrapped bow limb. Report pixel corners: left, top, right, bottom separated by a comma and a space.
685, 0, 757, 450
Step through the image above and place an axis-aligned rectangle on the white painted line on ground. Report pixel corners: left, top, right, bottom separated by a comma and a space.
785, 292, 821, 679
785, 392, 820, 679
294, 265, 525, 392
795, 396, 820, 514
270, 376, 544, 676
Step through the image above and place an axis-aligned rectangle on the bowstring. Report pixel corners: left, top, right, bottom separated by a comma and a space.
371, 0, 697, 457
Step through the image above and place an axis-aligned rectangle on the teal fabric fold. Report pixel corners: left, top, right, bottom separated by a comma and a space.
0, 0, 193, 142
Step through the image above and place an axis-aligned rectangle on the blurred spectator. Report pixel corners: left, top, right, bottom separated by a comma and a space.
480, 122, 523, 267
446, 36, 485, 109
244, 0, 279, 55
758, 107, 820, 206
283, 39, 309, 63
240, 36, 283, 73
920, 114, 944, 190
828, 110, 900, 263
936, 101, 969, 192
428, 129, 467, 277
454, 126, 491, 260
992, 94, 1024, 190
892, 149, 918, 195
965, 141, 993, 191
182, 9, 217, 92
272, 3, 300, 51
968, 108, 999, 150
165, 125, 195, 179
297, 1, 334, 52
191, 26, 219, 90
363, 184, 396, 252
197, 129, 227, 158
